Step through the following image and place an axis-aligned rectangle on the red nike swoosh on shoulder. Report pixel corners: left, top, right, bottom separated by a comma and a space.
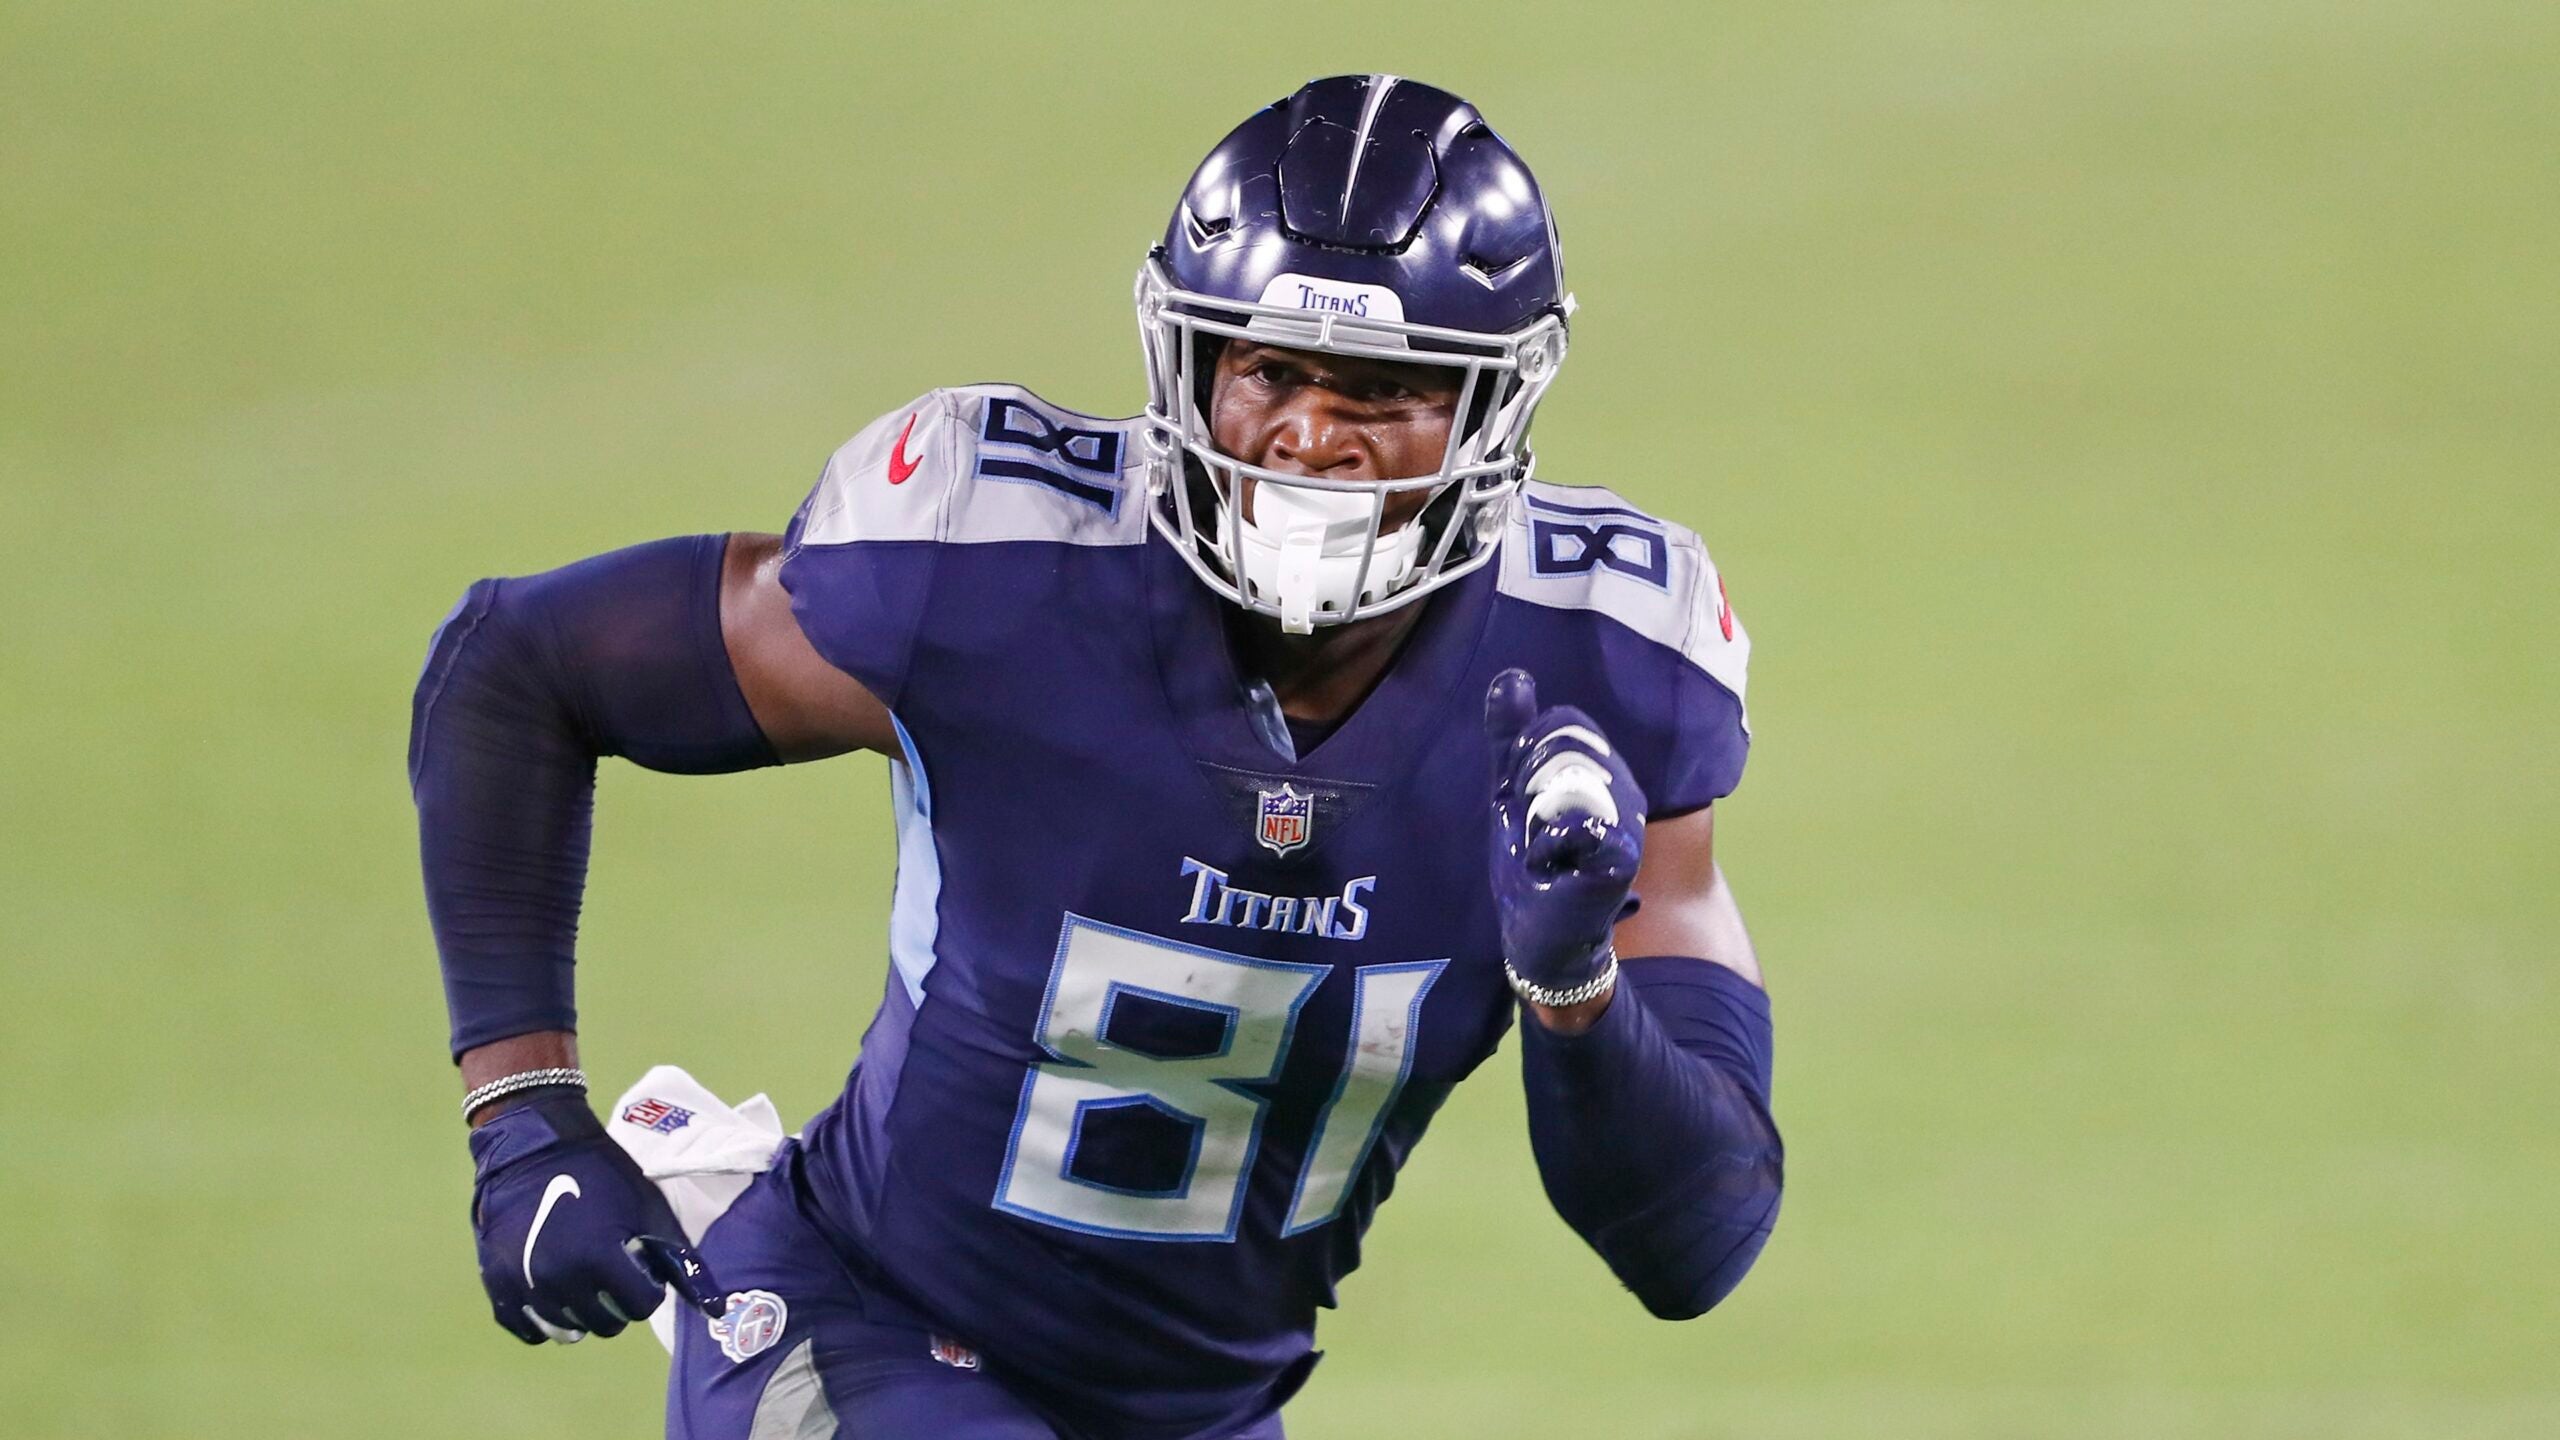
887, 412, 924, 484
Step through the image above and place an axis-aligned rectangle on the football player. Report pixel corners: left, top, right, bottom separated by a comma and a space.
414, 75, 1780, 1439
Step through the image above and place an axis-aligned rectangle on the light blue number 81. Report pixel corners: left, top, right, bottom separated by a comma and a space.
993, 914, 1444, 1242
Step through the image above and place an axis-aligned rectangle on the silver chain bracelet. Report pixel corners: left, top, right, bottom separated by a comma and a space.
460, 1066, 587, 1122
1503, 950, 1620, 1009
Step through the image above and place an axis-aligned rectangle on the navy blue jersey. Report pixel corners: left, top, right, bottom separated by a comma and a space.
776, 386, 1751, 1430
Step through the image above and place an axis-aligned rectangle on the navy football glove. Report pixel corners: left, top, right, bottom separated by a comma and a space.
468, 1093, 724, 1344
1485, 668, 1648, 997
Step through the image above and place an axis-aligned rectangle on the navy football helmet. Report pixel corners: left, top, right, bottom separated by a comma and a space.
1138, 75, 1573, 632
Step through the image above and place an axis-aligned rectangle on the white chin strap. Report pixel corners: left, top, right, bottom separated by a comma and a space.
1232, 481, 1425, 634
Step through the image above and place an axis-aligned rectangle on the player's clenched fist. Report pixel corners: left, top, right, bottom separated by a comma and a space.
1484, 668, 1648, 1006
469, 1093, 724, 1344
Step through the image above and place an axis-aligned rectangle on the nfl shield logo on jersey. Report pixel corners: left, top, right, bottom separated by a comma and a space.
1256, 784, 1314, 856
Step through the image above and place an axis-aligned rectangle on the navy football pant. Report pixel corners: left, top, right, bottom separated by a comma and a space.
666, 1154, 1284, 1440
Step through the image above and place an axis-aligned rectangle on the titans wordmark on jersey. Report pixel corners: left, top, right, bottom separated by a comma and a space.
775, 385, 1750, 1411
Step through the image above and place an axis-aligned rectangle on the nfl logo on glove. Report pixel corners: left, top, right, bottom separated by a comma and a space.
1255, 784, 1313, 856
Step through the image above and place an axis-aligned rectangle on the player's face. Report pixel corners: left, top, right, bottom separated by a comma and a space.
1207, 341, 1461, 532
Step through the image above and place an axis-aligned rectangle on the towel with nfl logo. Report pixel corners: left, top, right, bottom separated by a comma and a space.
605, 1064, 793, 1352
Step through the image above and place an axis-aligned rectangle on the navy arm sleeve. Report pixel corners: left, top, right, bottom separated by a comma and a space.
410, 534, 779, 1058
1519, 957, 1783, 1318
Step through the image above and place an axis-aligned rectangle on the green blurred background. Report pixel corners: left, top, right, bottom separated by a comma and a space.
4, 1, 2553, 1434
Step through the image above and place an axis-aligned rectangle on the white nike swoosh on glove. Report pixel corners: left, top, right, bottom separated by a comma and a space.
523, 1173, 582, 1288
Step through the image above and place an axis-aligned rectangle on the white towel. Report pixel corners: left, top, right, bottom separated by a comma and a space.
604, 1064, 792, 1352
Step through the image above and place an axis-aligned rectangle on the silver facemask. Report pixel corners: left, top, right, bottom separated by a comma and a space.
1135, 256, 1570, 633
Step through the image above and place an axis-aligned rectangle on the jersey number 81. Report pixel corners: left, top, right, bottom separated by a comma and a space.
994, 915, 1444, 1241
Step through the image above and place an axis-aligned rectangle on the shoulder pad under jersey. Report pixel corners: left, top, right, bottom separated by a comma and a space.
791, 384, 1149, 551
1496, 480, 1751, 729
779, 385, 1147, 705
